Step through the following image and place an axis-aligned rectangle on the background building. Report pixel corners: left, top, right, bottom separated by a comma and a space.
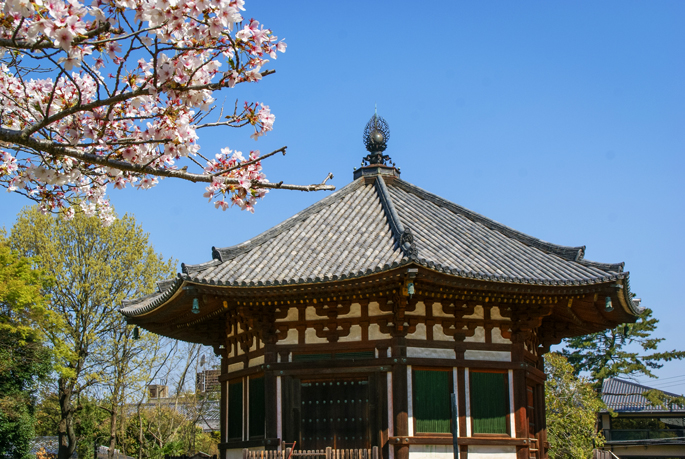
599, 378, 685, 458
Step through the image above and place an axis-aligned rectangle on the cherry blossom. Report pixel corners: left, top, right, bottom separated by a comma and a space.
0, 0, 332, 224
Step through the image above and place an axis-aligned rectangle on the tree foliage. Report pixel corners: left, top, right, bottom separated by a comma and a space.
0, 239, 54, 459
0, 0, 333, 223
545, 353, 606, 459
9, 205, 175, 459
562, 308, 685, 389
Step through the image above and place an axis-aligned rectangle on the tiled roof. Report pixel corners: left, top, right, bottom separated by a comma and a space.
602, 378, 685, 412
121, 174, 639, 317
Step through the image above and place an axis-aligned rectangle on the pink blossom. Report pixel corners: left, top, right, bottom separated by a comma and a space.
106, 41, 121, 59
0, 0, 285, 222
53, 27, 75, 50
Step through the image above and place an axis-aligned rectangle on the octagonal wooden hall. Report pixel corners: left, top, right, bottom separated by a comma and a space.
121, 114, 641, 459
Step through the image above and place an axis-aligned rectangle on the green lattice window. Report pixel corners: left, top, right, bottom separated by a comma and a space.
249, 375, 265, 438
228, 379, 243, 440
470, 371, 509, 435
413, 369, 451, 433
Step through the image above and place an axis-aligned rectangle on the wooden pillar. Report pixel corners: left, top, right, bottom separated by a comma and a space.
220, 355, 228, 459
536, 382, 548, 459
392, 336, 408, 459
512, 334, 529, 459
264, 330, 278, 448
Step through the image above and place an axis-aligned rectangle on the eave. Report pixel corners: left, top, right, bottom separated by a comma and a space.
124, 264, 635, 347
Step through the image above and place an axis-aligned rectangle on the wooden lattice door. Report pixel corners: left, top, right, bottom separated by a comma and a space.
300, 378, 370, 450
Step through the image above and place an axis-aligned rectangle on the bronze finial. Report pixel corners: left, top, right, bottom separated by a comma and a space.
362, 112, 391, 166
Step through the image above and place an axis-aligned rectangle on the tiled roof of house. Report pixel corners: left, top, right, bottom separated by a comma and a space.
121, 174, 639, 318
602, 377, 685, 412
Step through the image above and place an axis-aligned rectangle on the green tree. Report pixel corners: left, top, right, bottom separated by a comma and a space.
34, 393, 110, 459
562, 308, 685, 389
9, 206, 175, 459
0, 239, 54, 459
545, 353, 606, 459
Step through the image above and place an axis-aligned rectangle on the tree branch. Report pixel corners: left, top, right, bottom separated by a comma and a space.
210, 145, 286, 177
1, 129, 335, 191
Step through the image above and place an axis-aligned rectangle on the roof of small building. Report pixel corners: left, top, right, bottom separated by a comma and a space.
121, 172, 639, 318
601, 377, 685, 413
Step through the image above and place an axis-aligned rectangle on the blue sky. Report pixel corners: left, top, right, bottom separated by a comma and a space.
2, 1, 684, 392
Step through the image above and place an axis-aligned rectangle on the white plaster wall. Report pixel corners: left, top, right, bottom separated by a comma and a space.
406, 323, 427, 340
467, 445, 516, 459
226, 447, 264, 459
227, 362, 242, 373
408, 445, 453, 459
407, 347, 455, 359
464, 326, 486, 343
369, 323, 392, 340
432, 302, 452, 318
338, 324, 362, 342
304, 328, 328, 344
305, 306, 322, 320
491, 327, 511, 344
433, 324, 453, 341
278, 328, 298, 345
463, 305, 484, 319
275, 307, 298, 322
249, 355, 264, 367
406, 301, 426, 316
338, 303, 362, 318
368, 301, 383, 316
464, 350, 511, 362
490, 306, 510, 321
249, 340, 257, 352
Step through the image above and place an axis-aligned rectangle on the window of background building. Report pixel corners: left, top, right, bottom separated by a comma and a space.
610, 416, 685, 441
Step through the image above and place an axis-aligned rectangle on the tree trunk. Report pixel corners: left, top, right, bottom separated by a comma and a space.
58, 377, 77, 459
108, 408, 118, 459
138, 406, 144, 459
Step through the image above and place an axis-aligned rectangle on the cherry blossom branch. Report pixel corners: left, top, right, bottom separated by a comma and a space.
0, 22, 111, 50
210, 146, 286, 177
21, 87, 152, 138
1, 128, 334, 191
0, 0, 309, 221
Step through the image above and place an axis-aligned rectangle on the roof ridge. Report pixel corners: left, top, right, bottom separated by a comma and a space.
208, 180, 364, 263
374, 176, 418, 260
604, 377, 682, 397
391, 178, 586, 262
578, 259, 625, 273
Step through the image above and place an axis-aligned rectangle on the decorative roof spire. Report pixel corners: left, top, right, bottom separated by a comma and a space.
354, 111, 400, 180
362, 111, 391, 166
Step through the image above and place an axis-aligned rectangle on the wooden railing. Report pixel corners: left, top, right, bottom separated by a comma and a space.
593, 450, 619, 459
243, 447, 379, 459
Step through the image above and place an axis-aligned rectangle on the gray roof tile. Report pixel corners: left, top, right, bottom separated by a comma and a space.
602, 378, 685, 412
121, 174, 639, 317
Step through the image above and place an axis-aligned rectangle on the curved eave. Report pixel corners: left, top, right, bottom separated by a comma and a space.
120, 275, 185, 318
120, 260, 641, 322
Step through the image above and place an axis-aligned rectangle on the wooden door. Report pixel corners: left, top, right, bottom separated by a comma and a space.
300, 378, 370, 450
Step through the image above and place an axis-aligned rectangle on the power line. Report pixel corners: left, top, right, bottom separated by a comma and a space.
635, 373, 685, 383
